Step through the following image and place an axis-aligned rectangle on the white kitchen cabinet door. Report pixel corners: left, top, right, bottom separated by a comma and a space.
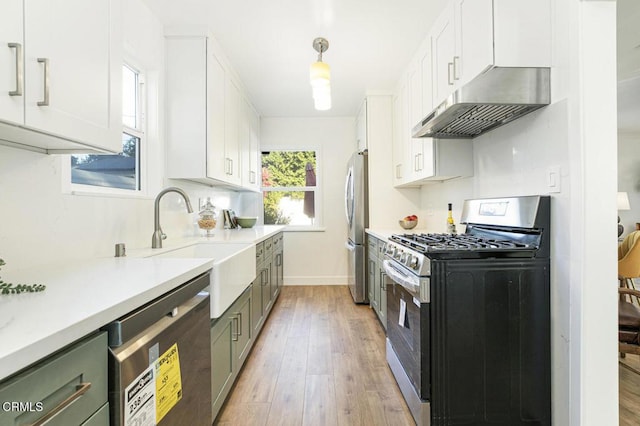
224, 77, 241, 185
249, 105, 260, 190
419, 41, 434, 118
407, 63, 425, 183
431, 3, 456, 108
24, 0, 122, 153
241, 97, 260, 191
392, 85, 408, 187
0, 0, 24, 126
454, 0, 493, 87
206, 48, 226, 182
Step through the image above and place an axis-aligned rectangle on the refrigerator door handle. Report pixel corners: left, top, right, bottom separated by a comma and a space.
345, 167, 354, 228
345, 241, 356, 251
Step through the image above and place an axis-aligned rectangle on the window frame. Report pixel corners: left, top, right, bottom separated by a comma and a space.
261, 149, 323, 230
63, 62, 148, 198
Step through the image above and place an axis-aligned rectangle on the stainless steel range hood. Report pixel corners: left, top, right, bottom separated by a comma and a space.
412, 67, 550, 139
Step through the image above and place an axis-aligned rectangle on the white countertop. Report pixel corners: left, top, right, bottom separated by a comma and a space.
0, 225, 285, 382
128, 225, 285, 257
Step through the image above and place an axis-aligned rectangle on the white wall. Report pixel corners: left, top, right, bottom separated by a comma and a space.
618, 131, 640, 237
419, 1, 619, 424
258, 117, 354, 284
0, 0, 240, 272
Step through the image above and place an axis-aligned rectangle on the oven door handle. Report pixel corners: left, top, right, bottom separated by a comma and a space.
382, 259, 421, 297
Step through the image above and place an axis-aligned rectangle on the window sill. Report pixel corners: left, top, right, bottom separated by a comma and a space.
66, 189, 153, 200
282, 226, 326, 232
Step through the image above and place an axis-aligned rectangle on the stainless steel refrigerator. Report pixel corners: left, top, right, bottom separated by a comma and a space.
345, 150, 368, 303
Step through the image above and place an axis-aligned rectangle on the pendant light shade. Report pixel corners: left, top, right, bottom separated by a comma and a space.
310, 37, 331, 111
310, 61, 330, 87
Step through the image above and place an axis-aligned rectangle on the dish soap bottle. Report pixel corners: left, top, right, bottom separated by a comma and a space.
447, 203, 457, 234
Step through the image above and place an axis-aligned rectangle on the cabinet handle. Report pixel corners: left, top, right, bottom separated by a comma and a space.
276, 253, 282, 267
417, 152, 423, 171
8, 43, 23, 96
453, 56, 460, 81
395, 164, 402, 179
261, 268, 268, 286
380, 271, 387, 291
414, 154, 419, 172
229, 159, 234, 175
234, 312, 243, 337
250, 170, 256, 184
31, 382, 92, 426
447, 62, 454, 86
37, 58, 50, 106
232, 315, 239, 341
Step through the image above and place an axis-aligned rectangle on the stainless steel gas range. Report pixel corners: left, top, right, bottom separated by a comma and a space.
383, 196, 551, 426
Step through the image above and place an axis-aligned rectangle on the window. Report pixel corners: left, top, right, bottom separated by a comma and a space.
70, 64, 144, 192
262, 151, 318, 227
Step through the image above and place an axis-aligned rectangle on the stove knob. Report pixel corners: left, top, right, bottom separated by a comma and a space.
394, 249, 402, 260
410, 256, 419, 270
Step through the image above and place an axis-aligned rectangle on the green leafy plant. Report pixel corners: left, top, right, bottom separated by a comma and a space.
0, 259, 46, 295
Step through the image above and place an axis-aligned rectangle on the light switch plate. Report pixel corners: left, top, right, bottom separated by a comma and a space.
547, 166, 561, 193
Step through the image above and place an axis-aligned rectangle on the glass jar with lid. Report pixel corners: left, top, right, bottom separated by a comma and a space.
197, 199, 217, 237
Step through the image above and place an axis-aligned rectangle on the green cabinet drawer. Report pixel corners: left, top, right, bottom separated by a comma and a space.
255, 241, 264, 265
0, 332, 108, 426
264, 236, 274, 259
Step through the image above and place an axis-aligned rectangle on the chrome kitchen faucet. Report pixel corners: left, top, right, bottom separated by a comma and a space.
152, 187, 193, 248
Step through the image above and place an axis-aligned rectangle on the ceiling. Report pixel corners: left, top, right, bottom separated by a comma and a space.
143, 0, 640, 128
142, 0, 446, 117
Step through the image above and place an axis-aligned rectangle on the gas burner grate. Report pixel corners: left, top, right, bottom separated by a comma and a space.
390, 233, 531, 254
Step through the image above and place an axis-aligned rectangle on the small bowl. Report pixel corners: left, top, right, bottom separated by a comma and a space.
399, 219, 418, 230
236, 217, 258, 228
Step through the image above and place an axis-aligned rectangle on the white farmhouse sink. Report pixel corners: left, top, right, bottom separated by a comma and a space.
148, 243, 256, 318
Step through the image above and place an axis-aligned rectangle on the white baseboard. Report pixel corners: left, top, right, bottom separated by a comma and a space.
283, 276, 347, 286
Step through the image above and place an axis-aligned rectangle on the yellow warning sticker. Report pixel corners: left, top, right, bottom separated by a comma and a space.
154, 343, 182, 423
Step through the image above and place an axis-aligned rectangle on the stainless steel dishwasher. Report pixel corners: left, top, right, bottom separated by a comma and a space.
103, 272, 212, 426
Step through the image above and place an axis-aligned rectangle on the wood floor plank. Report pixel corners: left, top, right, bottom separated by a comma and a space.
302, 374, 338, 426
266, 335, 309, 426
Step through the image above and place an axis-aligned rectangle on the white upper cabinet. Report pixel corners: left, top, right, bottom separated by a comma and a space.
430, 0, 551, 109
224, 77, 242, 185
241, 97, 260, 191
392, 83, 408, 186
165, 34, 259, 190
431, 3, 456, 108
0, 0, 24, 126
453, 0, 494, 88
0, 0, 122, 154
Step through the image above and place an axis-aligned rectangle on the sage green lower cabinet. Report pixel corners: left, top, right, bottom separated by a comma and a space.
211, 286, 252, 420
273, 232, 284, 298
367, 235, 387, 330
252, 233, 283, 337
210, 311, 235, 420
0, 332, 108, 426
211, 233, 284, 422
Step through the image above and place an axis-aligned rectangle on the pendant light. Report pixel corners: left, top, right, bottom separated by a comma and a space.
310, 37, 331, 111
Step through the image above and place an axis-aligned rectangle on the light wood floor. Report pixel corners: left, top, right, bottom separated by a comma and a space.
215, 285, 415, 426
620, 354, 640, 426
